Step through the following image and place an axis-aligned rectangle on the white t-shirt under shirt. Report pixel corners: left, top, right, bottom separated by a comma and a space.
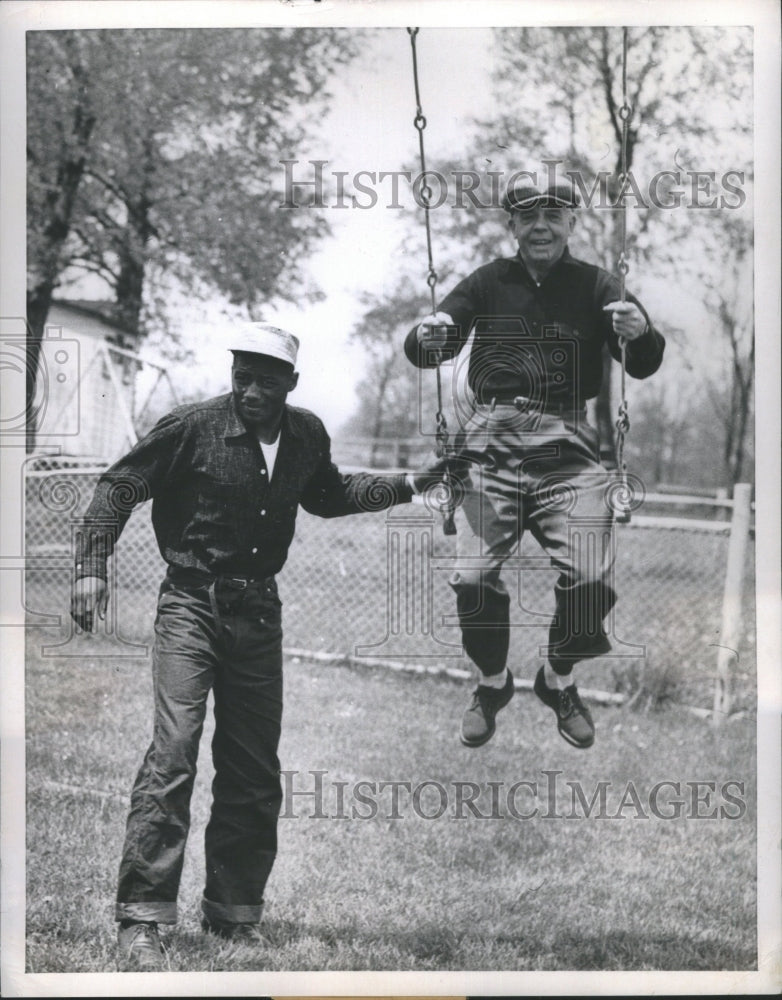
258, 430, 414, 492
258, 434, 280, 480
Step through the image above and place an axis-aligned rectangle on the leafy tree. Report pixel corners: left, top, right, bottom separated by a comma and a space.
27, 32, 100, 439
27, 27, 359, 445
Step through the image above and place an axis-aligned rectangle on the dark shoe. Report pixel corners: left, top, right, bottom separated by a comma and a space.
117, 920, 166, 972
201, 918, 266, 945
460, 670, 515, 747
534, 667, 595, 748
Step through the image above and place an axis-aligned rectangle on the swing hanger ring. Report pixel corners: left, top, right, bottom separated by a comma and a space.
414, 113, 427, 131
618, 102, 633, 122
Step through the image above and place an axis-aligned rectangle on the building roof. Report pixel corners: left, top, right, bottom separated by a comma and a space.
51, 298, 140, 340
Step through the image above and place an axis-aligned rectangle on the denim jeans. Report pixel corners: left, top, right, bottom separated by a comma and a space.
448, 404, 617, 677
115, 573, 283, 925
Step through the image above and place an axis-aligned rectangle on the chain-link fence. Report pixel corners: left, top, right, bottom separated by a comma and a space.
24, 468, 756, 713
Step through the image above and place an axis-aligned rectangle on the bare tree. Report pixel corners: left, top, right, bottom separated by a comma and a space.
696, 215, 754, 483
346, 284, 437, 465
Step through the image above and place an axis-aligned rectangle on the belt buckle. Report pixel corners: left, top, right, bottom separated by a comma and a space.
227, 576, 249, 589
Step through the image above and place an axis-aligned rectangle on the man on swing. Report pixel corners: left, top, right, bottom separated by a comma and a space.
405, 176, 664, 749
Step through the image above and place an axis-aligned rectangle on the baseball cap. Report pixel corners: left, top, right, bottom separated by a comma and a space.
229, 323, 299, 366
502, 180, 581, 213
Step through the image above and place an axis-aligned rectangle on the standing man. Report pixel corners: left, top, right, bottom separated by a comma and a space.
405, 178, 664, 751
70, 324, 413, 971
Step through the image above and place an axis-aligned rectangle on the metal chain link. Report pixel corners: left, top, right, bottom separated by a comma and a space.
408, 27, 455, 534
407, 28, 439, 317
614, 27, 633, 521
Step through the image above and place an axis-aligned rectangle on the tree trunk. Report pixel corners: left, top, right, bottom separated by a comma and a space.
26, 168, 93, 449
728, 370, 753, 484
114, 240, 145, 338
24, 293, 55, 453
113, 132, 156, 339
26, 44, 96, 451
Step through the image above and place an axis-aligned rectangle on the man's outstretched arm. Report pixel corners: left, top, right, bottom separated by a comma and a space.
299, 421, 414, 519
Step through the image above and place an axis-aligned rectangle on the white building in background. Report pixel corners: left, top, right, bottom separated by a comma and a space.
32, 300, 167, 464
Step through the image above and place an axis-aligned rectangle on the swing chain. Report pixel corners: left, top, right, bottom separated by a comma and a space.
407, 27, 439, 315
616, 28, 633, 304
614, 27, 633, 522
407, 27, 455, 534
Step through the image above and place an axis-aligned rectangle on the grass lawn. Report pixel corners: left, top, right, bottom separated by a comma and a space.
25, 625, 756, 973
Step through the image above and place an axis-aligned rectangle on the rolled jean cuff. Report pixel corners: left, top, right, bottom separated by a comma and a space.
201, 897, 264, 925
115, 901, 178, 924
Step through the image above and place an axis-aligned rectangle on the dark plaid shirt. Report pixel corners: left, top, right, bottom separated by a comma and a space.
404, 248, 665, 405
75, 394, 412, 581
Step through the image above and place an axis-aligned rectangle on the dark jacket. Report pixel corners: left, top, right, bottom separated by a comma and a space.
75, 394, 412, 581
404, 249, 665, 406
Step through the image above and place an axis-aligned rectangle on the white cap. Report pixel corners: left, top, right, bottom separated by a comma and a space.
230, 323, 299, 366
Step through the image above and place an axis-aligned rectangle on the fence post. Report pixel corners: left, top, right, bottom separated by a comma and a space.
712, 482, 753, 725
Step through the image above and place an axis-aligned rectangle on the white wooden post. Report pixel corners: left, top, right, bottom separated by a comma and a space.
712, 482, 753, 725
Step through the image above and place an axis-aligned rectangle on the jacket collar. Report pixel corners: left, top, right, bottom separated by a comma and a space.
224, 393, 249, 439
507, 246, 575, 283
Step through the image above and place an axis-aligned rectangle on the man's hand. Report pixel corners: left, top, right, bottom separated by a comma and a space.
407, 455, 460, 511
603, 301, 648, 341
70, 575, 109, 633
408, 468, 447, 495
415, 311, 454, 351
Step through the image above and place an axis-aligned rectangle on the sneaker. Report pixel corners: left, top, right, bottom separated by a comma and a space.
460, 670, 515, 747
534, 667, 595, 748
201, 918, 266, 944
117, 920, 166, 972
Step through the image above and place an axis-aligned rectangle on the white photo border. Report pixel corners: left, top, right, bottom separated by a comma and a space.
1, 1, 779, 996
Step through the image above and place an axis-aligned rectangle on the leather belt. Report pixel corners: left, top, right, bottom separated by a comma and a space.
166, 567, 275, 590
166, 567, 277, 637
479, 395, 585, 416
